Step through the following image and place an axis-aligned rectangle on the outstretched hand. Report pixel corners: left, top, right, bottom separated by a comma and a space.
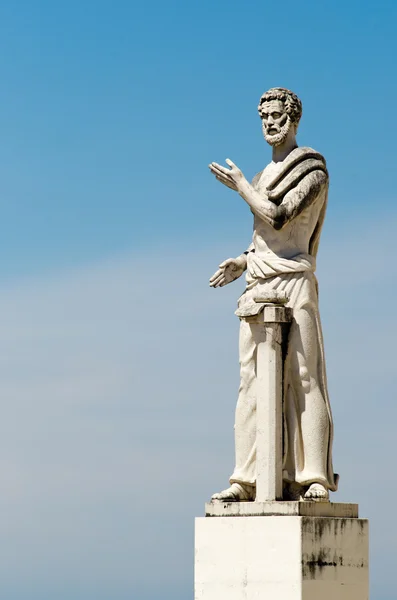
209, 256, 247, 288
209, 159, 247, 191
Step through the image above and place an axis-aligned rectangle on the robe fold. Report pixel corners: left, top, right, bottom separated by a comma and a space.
229, 146, 338, 492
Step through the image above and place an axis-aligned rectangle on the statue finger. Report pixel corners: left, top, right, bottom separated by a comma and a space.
209, 278, 221, 287
215, 276, 227, 287
225, 158, 238, 170
218, 258, 234, 268
208, 163, 223, 176
210, 273, 225, 287
214, 271, 228, 285
210, 164, 231, 179
211, 162, 232, 176
209, 268, 223, 282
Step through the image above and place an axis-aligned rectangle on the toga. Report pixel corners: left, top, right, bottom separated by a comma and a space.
229, 147, 338, 492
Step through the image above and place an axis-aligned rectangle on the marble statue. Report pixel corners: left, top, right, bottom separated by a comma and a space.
208, 87, 338, 503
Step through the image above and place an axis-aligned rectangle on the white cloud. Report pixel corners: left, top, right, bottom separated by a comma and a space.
0, 219, 395, 599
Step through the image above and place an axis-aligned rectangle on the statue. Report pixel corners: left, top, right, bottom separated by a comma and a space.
208, 87, 338, 502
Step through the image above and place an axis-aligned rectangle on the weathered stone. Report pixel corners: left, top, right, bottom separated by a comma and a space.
209, 87, 337, 503
205, 501, 359, 518
195, 515, 369, 599
200, 86, 369, 600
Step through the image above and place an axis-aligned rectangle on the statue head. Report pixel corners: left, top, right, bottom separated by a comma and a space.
258, 88, 302, 147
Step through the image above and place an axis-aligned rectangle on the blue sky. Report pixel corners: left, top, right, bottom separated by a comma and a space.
0, 0, 396, 278
0, 1, 396, 598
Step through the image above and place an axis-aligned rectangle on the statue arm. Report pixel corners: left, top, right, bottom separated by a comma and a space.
271, 169, 328, 230
238, 170, 328, 230
229, 242, 254, 274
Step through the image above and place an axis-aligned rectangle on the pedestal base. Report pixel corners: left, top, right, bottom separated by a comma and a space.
195, 511, 368, 599
205, 500, 358, 518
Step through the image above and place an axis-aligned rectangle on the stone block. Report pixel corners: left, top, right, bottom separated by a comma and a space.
205, 500, 359, 518
195, 515, 368, 600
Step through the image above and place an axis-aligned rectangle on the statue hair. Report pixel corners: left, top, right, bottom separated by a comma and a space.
258, 87, 302, 126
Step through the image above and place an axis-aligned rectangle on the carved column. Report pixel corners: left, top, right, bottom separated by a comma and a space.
243, 302, 292, 501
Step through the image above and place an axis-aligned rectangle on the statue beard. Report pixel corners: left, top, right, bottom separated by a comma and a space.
264, 117, 292, 147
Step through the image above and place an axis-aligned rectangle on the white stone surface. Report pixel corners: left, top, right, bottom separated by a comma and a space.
205, 500, 358, 518
208, 88, 337, 502
255, 320, 283, 501
195, 515, 368, 600
243, 305, 292, 502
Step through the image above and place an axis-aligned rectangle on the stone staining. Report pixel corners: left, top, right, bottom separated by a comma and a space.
208, 88, 337, 503
196, 87, 369, 600
195, 515, 369, 600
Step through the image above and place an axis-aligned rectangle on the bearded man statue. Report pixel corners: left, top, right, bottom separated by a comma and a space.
209, 87, 338, 502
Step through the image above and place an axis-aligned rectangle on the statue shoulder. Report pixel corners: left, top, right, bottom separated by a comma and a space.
267, 147, 329, 201
298, 146, 327, 167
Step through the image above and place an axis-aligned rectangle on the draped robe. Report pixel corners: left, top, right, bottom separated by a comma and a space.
229, 147, 338, 492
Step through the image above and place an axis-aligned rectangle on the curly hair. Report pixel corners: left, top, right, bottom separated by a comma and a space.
258, 87, 302, 125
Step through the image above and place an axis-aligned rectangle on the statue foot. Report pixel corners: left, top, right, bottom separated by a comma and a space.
304, 483, 329, 502
211, 482, 255, 502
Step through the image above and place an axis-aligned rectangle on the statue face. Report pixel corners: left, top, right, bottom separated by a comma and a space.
261, 99, 292, 147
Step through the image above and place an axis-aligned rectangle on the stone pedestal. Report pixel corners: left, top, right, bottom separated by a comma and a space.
195, 505, 369, 600
196, 299, 369, 599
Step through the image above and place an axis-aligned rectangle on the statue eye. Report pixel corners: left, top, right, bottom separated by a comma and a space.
272, 112, 281, 119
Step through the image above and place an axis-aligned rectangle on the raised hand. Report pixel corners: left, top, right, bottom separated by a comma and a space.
209, 255, 247, 288
209, 158, 247, 191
